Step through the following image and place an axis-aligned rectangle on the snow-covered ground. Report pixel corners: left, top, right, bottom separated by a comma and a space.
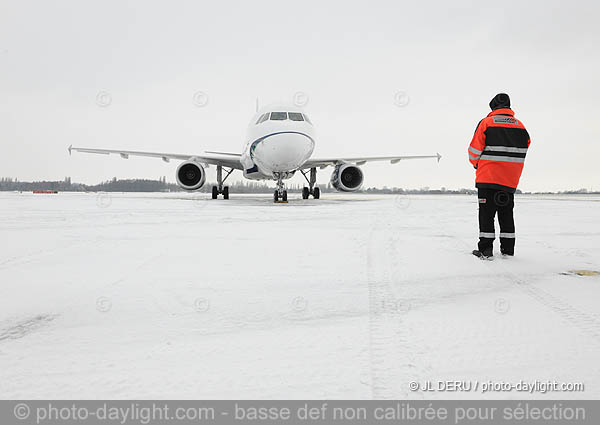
0, 191, 599, 399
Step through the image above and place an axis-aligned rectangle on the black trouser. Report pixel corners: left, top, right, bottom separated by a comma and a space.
478, 188, 515, 254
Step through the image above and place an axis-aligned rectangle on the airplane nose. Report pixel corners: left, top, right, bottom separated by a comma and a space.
254, 132, 314, 173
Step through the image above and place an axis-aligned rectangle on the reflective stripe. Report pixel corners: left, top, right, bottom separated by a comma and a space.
479, 155, 525, 163
492, 116, 519, 125
484, 146, 528, 154
500, 232, 515, 238
469, 154, 480, 161
479, 232, 495, 238
469, 146, 482, 155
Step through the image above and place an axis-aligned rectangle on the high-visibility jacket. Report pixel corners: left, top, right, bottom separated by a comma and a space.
468, 108, 531, 193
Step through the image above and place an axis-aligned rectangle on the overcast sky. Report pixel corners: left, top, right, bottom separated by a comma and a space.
1, 0, 599, 191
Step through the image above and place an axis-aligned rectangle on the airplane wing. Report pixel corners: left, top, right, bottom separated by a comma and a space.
300, 153, 441, 169
68, 145, 244, 170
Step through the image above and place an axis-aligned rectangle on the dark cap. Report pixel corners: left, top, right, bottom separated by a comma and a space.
489, 93, 511, 110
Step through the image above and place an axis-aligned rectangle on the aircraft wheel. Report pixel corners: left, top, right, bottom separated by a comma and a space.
212, 186, 218, 199
223, 186, 229, 199
282, 190, 288, 202
302, 187, 309, 199
273, 190, 279, 202
313, 187, 320, 199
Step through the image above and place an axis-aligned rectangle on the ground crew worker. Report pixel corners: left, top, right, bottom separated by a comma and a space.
469, 93, 531, 258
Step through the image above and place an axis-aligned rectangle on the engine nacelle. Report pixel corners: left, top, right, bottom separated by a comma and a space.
330, 164, 364, 192
176, 160, 206, 191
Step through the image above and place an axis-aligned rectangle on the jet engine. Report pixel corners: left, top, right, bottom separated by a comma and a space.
330, 164, 364, 192
176, 160, 206, 191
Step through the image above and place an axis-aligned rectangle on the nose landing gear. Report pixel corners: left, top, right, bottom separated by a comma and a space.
272, 168, 318, 203
273, 173, 288, 203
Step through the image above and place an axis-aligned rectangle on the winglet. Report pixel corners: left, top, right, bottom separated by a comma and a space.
437, 152, 442, 163
68, 144, 73, 156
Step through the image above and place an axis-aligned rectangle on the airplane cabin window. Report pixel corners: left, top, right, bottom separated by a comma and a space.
270, 112, 287, 120
288, 112, 304, 121
303, 114, 312, 124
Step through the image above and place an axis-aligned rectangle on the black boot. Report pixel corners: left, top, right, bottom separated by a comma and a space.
472, 248, 493, 258
501, 248, 514, 257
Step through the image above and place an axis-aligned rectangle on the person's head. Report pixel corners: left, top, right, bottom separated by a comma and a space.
489, 93, 511, 110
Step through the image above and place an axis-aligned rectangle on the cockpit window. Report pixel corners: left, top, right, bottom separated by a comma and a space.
270, 112, 287, 120
288, 112, 304, 121
303, 114, 312, 124
257, 113, 269, 124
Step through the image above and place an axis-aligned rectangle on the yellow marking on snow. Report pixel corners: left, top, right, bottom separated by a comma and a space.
569, 270, 600, 277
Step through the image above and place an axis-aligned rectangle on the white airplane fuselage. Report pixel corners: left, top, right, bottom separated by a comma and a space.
68, 101, 441, 202
241, 104, 315, 180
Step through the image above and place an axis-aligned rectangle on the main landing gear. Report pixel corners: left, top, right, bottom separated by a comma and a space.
211, 165, 234, 200
300, 167, 320, 199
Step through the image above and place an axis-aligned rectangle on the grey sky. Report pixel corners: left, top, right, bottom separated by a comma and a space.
1, 0, 599, 191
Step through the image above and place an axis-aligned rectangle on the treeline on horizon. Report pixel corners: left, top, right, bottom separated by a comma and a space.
0, 177, 597, 195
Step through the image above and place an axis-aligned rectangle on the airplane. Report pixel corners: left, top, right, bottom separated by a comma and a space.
69, 102, 441, 202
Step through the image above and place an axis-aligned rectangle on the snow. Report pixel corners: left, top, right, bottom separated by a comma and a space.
0, 191, 599, 399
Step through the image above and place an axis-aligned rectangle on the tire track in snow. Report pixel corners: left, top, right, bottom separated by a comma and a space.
442, 233, 600, 345
366, 213, 426, 399
514, 278, 600, 343
0, 315, 58, 342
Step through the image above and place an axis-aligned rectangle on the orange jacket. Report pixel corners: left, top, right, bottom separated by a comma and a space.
469, 108, 531, 193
